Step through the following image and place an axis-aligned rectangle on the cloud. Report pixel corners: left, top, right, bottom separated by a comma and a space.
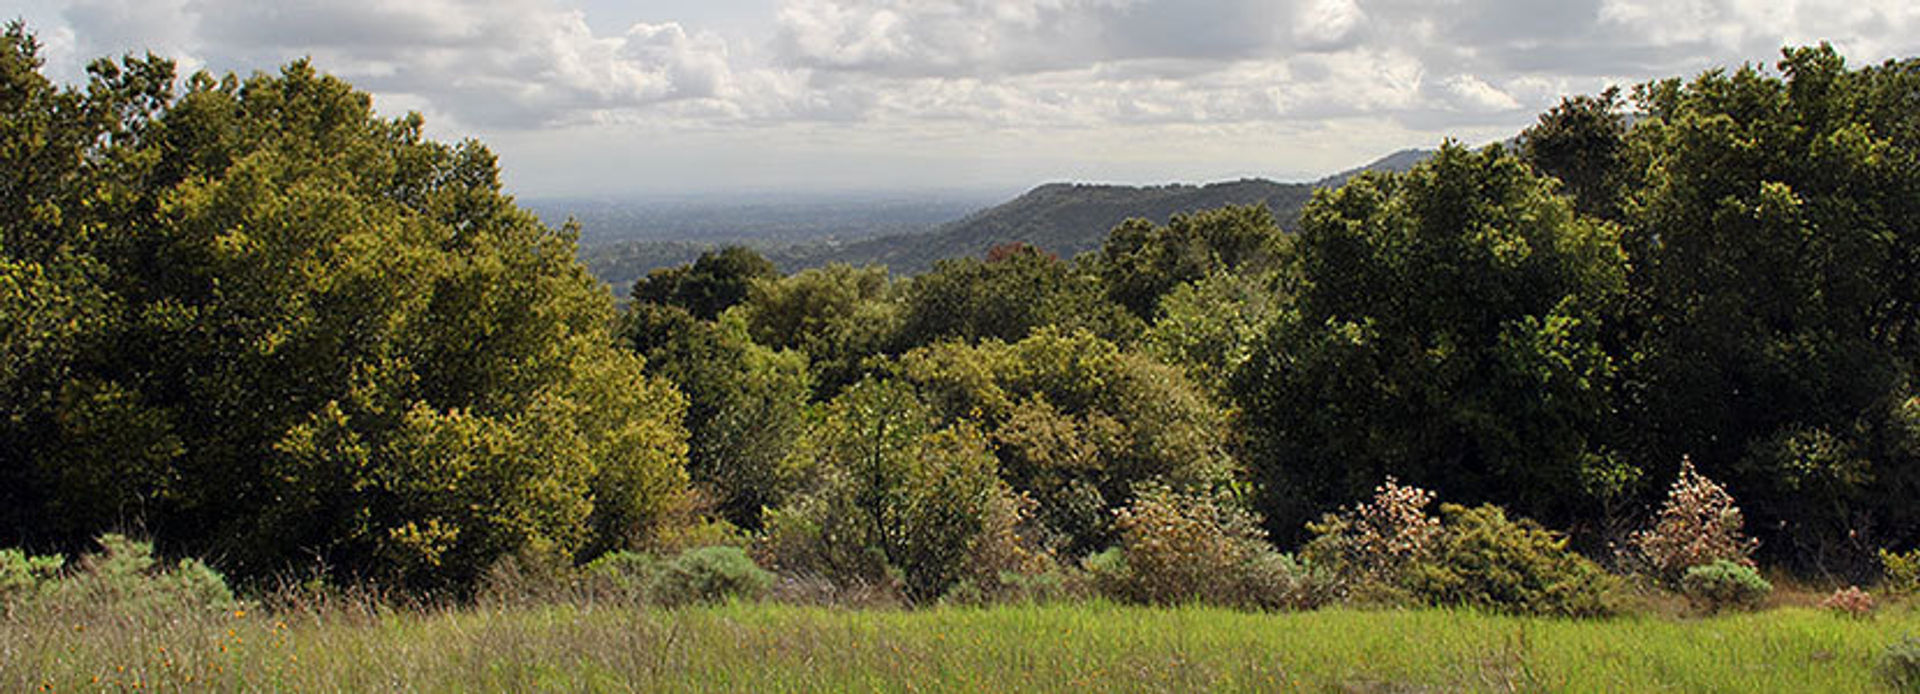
26, 0, 1920, 193
56, 0, 743, 128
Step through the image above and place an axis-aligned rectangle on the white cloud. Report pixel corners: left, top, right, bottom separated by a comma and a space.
55, 0, 743, 128
14, 0, 1920, 193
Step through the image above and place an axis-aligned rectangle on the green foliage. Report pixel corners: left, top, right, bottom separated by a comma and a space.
7, 535, 235, 619
1680, 560, 1773, 613
1096, 204, 1287, 320
760, 380, 1032, 603
1142, 269, 1285, 400
631, 245, 777, 320
1234, 142, 1630, 545
1519, 87, 1628, 220
891, 327, 1238, 555
623, 303, 810, 529
1882, 549, 1920, 596
0, 34, 693, 591
648, 546, 774, 607
0, 548, 63, 604
580, 550, 662, 601
1405, 504, 1618, 618
896, 244, 1138, 350
739, 263, 899, 397
1618, 46, 1920, 571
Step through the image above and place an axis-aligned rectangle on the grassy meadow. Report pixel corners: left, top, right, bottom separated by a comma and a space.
7, 600, 1919, 692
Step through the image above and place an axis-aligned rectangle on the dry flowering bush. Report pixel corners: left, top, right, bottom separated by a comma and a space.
1821, 585, 1875, 618
1108, 484, 1266, 605
1630, 456, 1758, 585
1095, 483, 1333, 610
1303, 477, 1443, 587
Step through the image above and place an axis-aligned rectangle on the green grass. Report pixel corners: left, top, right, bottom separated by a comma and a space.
6, 601, 1918, 692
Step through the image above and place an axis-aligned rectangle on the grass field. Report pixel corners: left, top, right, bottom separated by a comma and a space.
7, 600, 1920, 692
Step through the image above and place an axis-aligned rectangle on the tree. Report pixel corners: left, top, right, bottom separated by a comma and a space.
737, 263, 899, 398
1618, 46, 1920, 571
0, 36, 692, 589
895, 243, 1138, 350
1518, 87, 1630, 221
622, 303, 810, 530
1097, 204, 1286, 320
631, 245, 777, 320
1234, 143, 1630, 546
891, 327, 1239, 554
760, 379, 1020, 603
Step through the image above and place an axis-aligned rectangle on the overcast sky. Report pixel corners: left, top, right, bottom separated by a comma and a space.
7, 0, 1920, 197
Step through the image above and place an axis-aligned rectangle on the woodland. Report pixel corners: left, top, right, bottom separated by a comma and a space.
7, 20, 1920, 631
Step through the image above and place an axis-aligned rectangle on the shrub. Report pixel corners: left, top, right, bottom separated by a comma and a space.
1302, 477, 1442, 590
758, 380, 1029, 604
1883, 548, 1920, 596
1405, 504, 1618, 617
0, 549, 63, 604
14, 535, 235, 619
1883, 636, 1920, 692
1098, 483, 1332, 610
942, 569, 1084, 607
1631, 457, 1758, 585
1822, 586, 1875, 618
580, 550, 663, 602
1680, 560, 1772, 613
648, 546, 774, 606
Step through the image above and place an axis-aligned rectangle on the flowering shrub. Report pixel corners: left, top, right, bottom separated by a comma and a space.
1631, 457, 1758, 585
1821, 586, 1875, 618
1098, 484, 1333, 610
1302, 477, 1442, 588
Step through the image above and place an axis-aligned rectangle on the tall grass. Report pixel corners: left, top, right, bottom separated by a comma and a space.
7, 600, 1919, 691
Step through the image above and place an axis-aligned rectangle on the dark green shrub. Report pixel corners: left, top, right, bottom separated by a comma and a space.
648, 546, 774, 607
1882, 636, 1920, 692
1405, 504, 1618, 617
1680, 560, 1772, 613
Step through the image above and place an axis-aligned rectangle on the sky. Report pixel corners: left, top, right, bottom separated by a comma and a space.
7, 0, 1920, 197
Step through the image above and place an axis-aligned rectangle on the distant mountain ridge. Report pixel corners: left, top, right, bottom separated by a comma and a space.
767, 147, 1438, 275
768, 178, 1310, 275
577, 147, 1441, 287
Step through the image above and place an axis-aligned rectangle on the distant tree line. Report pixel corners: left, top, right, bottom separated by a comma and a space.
5, 20, 1918, 602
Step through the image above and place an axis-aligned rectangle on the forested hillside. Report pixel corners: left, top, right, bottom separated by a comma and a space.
578, 148, 1440, 286
7, 22, 1920, 617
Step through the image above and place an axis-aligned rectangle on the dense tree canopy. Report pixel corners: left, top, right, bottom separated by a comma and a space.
8, 26, 1920, 602
0, 27, 690, 590
1233, 143, 1630, 544
1617, 46, 1920, 570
